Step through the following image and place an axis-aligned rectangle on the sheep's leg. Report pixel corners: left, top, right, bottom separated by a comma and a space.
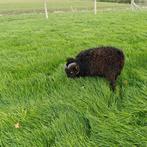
110, 80, 116, 91
106, 73, 117, 91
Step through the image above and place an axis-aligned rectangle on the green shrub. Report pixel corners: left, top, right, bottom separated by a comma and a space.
97, 0, 146, 4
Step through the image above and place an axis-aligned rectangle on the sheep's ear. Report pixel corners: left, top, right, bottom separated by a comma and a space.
66, 57, 75, 65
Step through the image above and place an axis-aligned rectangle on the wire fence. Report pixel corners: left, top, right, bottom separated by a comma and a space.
0, 0, 146, 16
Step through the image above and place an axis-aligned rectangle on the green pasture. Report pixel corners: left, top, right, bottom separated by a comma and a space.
0, 2, 147, 146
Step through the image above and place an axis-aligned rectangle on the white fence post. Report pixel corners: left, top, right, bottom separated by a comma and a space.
94, 0, 97, 15
44, 0, 48, 19
131, 0, 140, 9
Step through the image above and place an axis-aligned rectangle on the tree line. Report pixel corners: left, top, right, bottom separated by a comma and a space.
97, 0, 145, 3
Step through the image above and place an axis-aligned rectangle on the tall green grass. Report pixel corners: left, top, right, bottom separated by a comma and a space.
0, 11, 147, 146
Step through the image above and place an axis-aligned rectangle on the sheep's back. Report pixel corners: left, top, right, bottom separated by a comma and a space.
76, 47, 124, 76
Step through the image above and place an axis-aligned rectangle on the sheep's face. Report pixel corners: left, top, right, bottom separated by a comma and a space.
65, 59, 80, 78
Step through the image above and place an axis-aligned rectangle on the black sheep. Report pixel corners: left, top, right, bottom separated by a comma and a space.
65, 46, 125, 91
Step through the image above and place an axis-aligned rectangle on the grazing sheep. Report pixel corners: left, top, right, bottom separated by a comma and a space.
65, 46, 125, 91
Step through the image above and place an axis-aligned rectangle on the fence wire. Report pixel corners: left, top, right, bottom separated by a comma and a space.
0, 0, 146, 15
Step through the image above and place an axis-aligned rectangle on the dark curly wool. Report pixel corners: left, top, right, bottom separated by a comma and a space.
65, 46, 125, 91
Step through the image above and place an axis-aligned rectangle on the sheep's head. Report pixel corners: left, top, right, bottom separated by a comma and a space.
65, 58, 80, 78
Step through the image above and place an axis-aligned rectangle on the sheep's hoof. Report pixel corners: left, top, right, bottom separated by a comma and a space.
110, 81, 116, 92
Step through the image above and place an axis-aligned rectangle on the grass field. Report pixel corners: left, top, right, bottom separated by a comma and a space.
0, 0, 129, 14
0, 3, 147, 146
